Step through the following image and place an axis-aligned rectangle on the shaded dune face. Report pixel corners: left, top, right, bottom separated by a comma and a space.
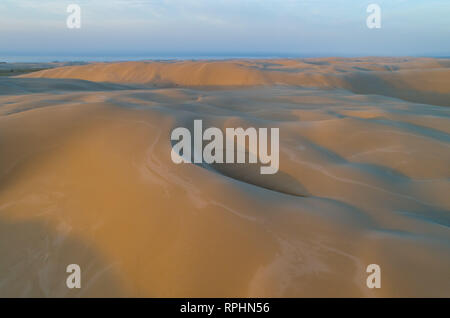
0, 59, 449, 297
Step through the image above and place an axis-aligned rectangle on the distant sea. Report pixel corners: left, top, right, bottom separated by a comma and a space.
0, 54, 306, 63
2, 54, 448, 63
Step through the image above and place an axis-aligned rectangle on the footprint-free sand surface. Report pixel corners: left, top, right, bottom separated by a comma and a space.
0, 58, 449, 297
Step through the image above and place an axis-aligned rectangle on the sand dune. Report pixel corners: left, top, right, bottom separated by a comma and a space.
20, 58, 450, 106
1, 58, 449, 297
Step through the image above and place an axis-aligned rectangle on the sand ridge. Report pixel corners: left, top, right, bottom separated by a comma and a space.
19, 58, 450, 106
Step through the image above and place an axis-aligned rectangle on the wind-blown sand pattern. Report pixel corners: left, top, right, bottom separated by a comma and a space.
0, 58, 449, 297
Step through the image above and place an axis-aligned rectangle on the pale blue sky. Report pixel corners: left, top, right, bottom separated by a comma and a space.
0, 0, 449, 58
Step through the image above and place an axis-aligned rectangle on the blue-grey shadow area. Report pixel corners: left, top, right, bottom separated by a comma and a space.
0, 216, 128, 297
0, 77, 143, 96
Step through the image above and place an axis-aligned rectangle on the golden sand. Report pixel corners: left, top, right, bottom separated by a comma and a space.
0, 58, 449, 297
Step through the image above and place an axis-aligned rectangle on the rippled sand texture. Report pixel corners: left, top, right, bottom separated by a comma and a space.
1, 58, 449, 297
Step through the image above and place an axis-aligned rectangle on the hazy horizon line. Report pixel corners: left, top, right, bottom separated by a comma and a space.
2, 52, 450, 63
